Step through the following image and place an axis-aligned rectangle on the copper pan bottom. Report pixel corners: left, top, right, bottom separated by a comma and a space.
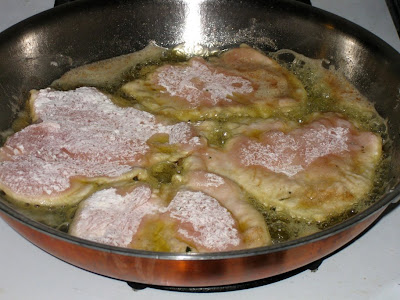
0, 207, 385, 287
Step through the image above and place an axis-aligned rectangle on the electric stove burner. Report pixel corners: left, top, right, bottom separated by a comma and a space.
126, 259, 323, 293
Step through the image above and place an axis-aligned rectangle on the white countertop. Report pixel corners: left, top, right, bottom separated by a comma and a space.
0, 1, 399, 299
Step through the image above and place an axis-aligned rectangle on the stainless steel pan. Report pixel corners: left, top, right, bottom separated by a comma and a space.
0, 0, 399, 287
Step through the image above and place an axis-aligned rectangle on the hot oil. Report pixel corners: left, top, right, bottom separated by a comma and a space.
270, 50, 388, 133
0, 45, 391, 246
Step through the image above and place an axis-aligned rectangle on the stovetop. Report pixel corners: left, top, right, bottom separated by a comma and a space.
0, 1, 399, 299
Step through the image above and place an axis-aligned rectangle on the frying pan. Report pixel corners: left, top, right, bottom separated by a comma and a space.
0, 0, 399, 287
